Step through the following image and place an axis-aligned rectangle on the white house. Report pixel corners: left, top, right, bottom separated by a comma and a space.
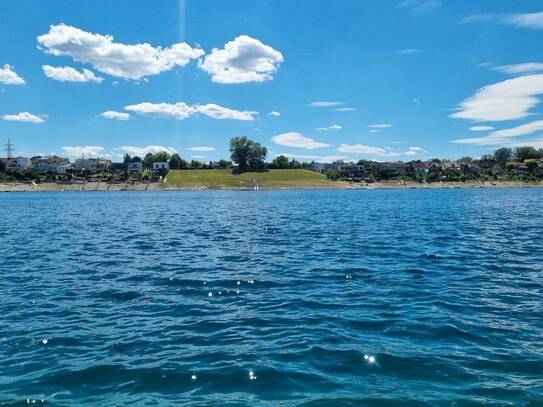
31, 156, 70, 174
74, 158, 112, 173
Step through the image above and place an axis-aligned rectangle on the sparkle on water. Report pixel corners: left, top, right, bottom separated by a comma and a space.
1, 189, 542, 405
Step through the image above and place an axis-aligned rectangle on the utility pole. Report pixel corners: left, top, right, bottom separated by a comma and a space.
4, 138, 14, 159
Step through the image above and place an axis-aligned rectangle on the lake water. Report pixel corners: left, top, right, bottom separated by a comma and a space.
1, 189, 542, 406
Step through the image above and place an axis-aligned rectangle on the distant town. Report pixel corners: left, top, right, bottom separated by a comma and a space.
1, 137, 543, 185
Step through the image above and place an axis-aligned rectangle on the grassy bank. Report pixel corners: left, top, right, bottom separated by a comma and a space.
164, 169, 337, 189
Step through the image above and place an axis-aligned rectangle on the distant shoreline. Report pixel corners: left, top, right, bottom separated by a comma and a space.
1, 180, 542, 192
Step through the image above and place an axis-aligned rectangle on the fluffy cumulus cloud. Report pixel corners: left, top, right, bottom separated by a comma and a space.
117, 145, 178, 156
43, 65, 103, 83
124, 101, 257, 121
199, 35, 283, 84
453, 120, 543, 145
62, 145, 105, 156
337, 144, 388, 155
195, 104, 257, 121
125, 102, 195, 120
100, 111, 130, 120
188, 146, 215, 152
0, 64, 25, 85
2, 112, 44, 123
37, 24, 204, 80
271, 132, 330, 150
451, 74, 543, 122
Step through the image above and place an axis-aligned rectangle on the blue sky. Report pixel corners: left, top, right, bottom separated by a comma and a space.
2, 0, 543, 163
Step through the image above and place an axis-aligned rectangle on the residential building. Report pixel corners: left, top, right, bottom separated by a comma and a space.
127, 161, 143, 174
381, 161, 408, 176
152, 161, 169, 172
31, 156, 70, 174
412, 162, 430, 175
74, 158, 112, 173
6, 157, 30, 170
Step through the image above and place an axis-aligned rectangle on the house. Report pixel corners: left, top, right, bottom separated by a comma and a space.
110, 163, 127, 172
309, 162, 366, 177
309, 162, 333, 173
6, 157, 30, 170
412, 162, 430, 175
381, 161, 408, 176
74, 158, 112, 173
31, 156, 70, 174
127, 161, 143, 174
152, 161, 169, 172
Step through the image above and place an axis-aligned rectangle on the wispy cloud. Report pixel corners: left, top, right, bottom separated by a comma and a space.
462, 12, 543, 30
398, 48, 421, 55
399, 0, 442, 15
268, 111, 281, 117
315, 124, 342, 131
470, 126, 494, 132
277, 153, 350, 163
451, 74, 543, 122
116, 145, 178, 156
493, 62, 543, 75
369, 124, 393, 129
452, 120, 543, 145
308, 101, 345, 107
335, 107, 357, 112
271, 132, 330, 149
337, 144, 389, 155
188, 146, 215, 152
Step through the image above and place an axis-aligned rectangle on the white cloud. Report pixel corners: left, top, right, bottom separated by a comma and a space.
404, 146, 423, 156
37, 24, 204, 80
505, 12, 543, 30
337, 144, 388, 155
370, 129, 381, 133
2, 112, 44, 123
316, 124, 342, 131
398, 48, 420, 55
452, 120, 543, 145
195, 104, 257, 121
369, 124, 393, 129
461, 14, 496, 24
271, 132, 330, 150
191, 155, 206, 159
335, 107, 357, 112
399, 0, 442, 15
199, 35, 283, 84
470, 126, 494, 131
125, 102, 195, 120
268, 111, 281, 116
124, 101, 257, 121
188, 146, 215, 152
494, 63, 543, 75
117, 145, 178, 156
0, 64, 25, 85
308, 101, 345, 107
451, 74, 543, 122
62, 145, 105, 156
43, 65, 103, 83
101, 111, 130, 120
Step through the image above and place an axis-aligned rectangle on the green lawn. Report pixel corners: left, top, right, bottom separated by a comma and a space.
164, 169, 334, 189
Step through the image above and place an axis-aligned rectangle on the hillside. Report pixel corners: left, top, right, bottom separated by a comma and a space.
163, 169, 339, 189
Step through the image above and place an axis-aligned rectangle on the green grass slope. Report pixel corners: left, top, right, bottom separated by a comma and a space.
164, 169, 336, 189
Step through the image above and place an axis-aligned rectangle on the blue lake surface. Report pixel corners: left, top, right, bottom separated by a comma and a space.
1, 189, 542, 406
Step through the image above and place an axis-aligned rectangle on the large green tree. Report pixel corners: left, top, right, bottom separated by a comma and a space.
229, 136, 267, 171
494, 148, 512, 168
